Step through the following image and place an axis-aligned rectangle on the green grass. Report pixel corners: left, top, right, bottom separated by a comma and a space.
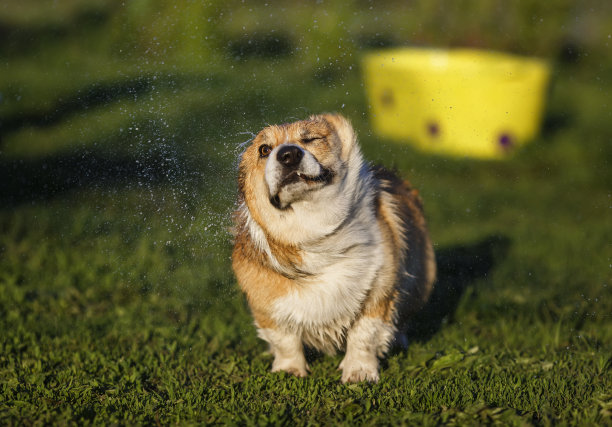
1, 1, 611, 425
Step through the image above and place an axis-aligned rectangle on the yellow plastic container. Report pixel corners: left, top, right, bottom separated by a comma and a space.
362, 48, 551, 159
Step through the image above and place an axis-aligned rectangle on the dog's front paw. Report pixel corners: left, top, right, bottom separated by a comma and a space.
339, 357, 379, 383
271, 358, 309, 377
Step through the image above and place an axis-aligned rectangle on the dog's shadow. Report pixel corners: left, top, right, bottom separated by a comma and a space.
403, 234, 511, 344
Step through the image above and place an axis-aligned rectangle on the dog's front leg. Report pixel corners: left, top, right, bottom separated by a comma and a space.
258, 327, 308, 377
340, 316, 393, 383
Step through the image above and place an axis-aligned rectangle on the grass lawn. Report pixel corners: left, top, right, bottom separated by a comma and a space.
1, 1, 611, 425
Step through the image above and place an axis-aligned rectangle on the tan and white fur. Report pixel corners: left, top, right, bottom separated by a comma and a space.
232, 114, 436, 383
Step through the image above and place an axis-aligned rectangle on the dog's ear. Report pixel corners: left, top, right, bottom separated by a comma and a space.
317, 113, 357, 160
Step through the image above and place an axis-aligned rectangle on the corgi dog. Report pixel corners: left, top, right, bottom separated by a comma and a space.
232, 114, 436, 383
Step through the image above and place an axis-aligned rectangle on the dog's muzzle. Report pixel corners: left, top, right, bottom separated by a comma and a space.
265, 144, 334, 209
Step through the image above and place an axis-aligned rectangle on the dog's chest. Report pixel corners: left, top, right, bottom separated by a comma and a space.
271, 235, 384, 336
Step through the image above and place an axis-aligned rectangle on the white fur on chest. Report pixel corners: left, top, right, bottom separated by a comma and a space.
270, 213, 385, 351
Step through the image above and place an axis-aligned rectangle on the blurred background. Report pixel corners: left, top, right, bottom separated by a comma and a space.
2, 0, 610, 162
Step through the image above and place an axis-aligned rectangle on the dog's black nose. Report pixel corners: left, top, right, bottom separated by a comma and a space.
276, 145, 303, 168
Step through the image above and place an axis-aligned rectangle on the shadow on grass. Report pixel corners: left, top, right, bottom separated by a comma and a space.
0, 77, 153, 137
0, 73, 229, 141
0, 151, 196, 209
405, 235, 511, 343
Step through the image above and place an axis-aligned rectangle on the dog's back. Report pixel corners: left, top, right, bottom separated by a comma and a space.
371, 165, 436, 337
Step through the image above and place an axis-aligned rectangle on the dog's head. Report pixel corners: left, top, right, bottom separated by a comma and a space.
237, 114, 362, 244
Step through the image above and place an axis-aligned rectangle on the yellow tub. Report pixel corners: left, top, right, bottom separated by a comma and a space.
362, 48, 551, 159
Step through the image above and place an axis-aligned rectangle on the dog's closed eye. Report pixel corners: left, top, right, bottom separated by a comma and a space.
301, 136, 323, 143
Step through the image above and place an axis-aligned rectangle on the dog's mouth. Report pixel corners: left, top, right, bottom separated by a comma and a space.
269, 168, 334, 209
279, 168, 334, 187
295, 169, 334, 184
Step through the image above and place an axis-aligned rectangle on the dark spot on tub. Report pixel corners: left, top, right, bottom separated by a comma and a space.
499, 132, 514, 150
380, 88, 394, 108
427, 121, 440, 138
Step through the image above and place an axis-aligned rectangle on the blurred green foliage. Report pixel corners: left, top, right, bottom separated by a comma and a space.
1, 0, 610, 157
0, 0, 611, 424
1, 0, 610, 160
